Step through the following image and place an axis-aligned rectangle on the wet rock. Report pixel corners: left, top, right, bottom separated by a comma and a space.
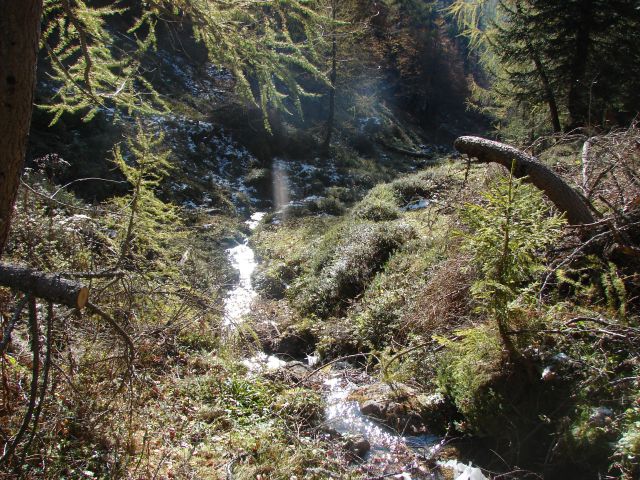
320, 426, 342, 439
343, 434, 371, 458
417, 393, 451, 432
263, 360, 311, 384
350, 383, 453, 434
249, 300, 317, 358
274, 327, 316, 357
361, 399, 385, 418
282, 361, 311, 383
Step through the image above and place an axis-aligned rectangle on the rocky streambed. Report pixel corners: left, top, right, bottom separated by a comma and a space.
221, 212, 487, 480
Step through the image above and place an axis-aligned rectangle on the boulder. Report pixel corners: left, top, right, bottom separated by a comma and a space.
343, 434, 371, 458
349, 382, 453, 434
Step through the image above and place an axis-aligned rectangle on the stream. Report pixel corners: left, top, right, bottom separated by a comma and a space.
222, 211, 486, 480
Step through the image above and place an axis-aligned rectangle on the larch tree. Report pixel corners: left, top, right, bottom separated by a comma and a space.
0, 0, 44, 258
0, 0, 331, 259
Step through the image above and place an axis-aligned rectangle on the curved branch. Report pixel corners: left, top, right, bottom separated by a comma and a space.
454, 136, 595, 225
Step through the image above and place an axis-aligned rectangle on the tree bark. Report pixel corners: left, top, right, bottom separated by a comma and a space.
0, 263, 89, 309
514, 1, 562, 133
567, 0, 593, 128
0, 0, 44, 257
454, 136, 595, 225
531, 50, 562, 133
322, 0, 337, 155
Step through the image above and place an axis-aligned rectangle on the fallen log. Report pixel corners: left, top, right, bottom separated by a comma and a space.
378, 140, 435, 159
454, 136, 595, 225
0, 263, 89, 309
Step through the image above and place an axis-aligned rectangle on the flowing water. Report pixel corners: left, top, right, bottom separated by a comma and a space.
323, 374, 442, 462
222, 211, 485, 480
222, 212, 265, 328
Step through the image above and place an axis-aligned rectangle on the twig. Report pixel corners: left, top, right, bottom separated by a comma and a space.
51, 177, 127, 199
296, 353, 372, 386
60, 270, 125, 279
20, 302, 55, 466
381, 341, 439, 379
610, 376, 639, 386
86, 302, 135, 362
0, 296, 39, 467
0, 296, 28, 354
20, 179, 120, 217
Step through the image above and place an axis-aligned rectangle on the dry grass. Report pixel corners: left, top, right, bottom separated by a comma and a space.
402, 255, 476, 337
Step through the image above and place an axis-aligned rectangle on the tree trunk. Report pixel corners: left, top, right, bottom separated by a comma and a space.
0, 263, 89, 309
454, 136, 595, 225
514, 1, 562, 133
0, 0, 43, 257
378, 140, 435, 159
531, 50, 562, 133
567, 0, 593, 128
322, 0, 337, 155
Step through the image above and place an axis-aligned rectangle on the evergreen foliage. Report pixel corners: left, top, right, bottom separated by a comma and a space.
41, 0, 166, 123
153, 0, 329, 130
448, 0, 640, 133
458, 172, 564, 356
111, 123, 183, 269
40, 0, 332, 129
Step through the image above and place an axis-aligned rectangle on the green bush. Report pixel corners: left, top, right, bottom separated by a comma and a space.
352, 184, 400, 221
435, 325, 503, 427
294, 221, 414, 316
457, 173, 565, 358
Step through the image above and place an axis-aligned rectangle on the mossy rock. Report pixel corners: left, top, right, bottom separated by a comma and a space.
352, 184, 400, 222
244, 167, 272, 194
249, 300, 317, 358
296, 220, 415, 316
349, 382, 453, 434
316, 317, 364, 359
252, 262, 296, 300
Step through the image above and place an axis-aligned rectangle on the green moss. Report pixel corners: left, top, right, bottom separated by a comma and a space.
435, 325, 503, 428
352, 184, 400, 221
293, 220, 415, 316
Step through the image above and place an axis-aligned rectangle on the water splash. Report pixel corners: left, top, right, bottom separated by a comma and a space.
222, 212, 265, 328
223, 241, 258, 328
246, 211, 266, 230
324, 375, 440, 458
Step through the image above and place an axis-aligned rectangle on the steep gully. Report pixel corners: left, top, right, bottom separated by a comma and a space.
222, 207, 486, 478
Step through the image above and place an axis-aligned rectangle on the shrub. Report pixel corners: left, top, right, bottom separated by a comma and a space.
457, 173, 565, 359
352, 184, 400, 221
295, 221, 414, 316
435, 325, 503, 427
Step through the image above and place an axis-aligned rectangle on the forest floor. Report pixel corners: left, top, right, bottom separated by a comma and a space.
2, 42, 640, 478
